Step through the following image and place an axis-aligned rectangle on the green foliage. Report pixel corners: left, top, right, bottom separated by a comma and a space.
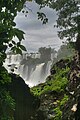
53, 107, 62, 120
35, 0, 51, 8
60, 94, 68, 107
0, 91, 15, 111
50, 0, 80, 47
31, 66, 70, 96
36, 0, 80, 50
13, 28, 25, 41
56, 44, 75, 61
0, 90, 15, 120
0, 0, 27, 58
0, 67, 11, 84
0, 0, 77, 119
37, 12, 48, 24
53, 95, 68, 120
0, 0, 29, 119
31, 64, 69, 120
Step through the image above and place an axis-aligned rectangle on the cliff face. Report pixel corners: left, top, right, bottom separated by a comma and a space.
31, 54, 80, 120
2, 53, 80, 120
6, 74, 40, 120
62, 54, 80, 120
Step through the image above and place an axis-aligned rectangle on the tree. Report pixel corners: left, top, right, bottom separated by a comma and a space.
0, 0, 29, 119
56, 44, 75, 60
50, 0, 80, 55
0, 0, 49, 119
36, 0, 80, 57
1, 0, 80, 119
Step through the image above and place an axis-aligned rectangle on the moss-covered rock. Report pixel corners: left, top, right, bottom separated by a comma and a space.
62, 54, 80, 120
31, 58, 71, 120
30, 54, 80, 120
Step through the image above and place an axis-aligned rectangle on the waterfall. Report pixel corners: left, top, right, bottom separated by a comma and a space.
25, 63, 45, 87
26, 62, 51, 87
4, 52, 51, 87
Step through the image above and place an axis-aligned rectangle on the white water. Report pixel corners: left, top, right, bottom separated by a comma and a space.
26, 63, 46, 87
4, 53, 51, 87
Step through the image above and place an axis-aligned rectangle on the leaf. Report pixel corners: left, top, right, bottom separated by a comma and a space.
37, 12, 48, 24
11, 22, 16, 26
9, 43, 13, 47
17, 42, 20, 46
3, 45, 7, 52
12, 40, 16, 45
19, 45, 27, 51
11, 46, 16, 52
14, 28, 25, 41
16, 47, 22, 55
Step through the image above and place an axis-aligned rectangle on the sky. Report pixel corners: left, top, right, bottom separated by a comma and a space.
14, 1, 63, 53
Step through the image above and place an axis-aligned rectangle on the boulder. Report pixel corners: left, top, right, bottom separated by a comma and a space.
6, 74, 40, 120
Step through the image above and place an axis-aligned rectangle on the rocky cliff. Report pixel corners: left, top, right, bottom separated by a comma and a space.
31, 53, 80, 120
1, 53, 80, 120
5, 74, 40, 120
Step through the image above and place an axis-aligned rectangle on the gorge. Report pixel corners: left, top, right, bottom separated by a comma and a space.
3, 45, 76, 120
4, 47, 53, 87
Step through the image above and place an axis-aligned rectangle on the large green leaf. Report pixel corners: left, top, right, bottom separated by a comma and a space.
19, 45, 27, 51
16, 47, 22, 55
14, 28, 25, 41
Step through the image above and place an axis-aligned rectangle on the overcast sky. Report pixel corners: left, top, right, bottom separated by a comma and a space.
14, 1, 63, 52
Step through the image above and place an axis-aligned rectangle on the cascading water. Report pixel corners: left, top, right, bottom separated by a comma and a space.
26, 63, 45, 87
4, 48, 52, 87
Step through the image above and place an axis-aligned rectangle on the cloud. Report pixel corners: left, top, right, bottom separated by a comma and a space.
14, 1, 62, 52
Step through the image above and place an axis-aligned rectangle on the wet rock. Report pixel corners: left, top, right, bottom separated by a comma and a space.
31, 55, 80, 120
62, 55, 80, 120
5, 74, 40, 120
50, 69, 56, 75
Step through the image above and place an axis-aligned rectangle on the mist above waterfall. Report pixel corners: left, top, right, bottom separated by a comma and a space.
4, 47, 54, 87
4, 45, 74, 87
